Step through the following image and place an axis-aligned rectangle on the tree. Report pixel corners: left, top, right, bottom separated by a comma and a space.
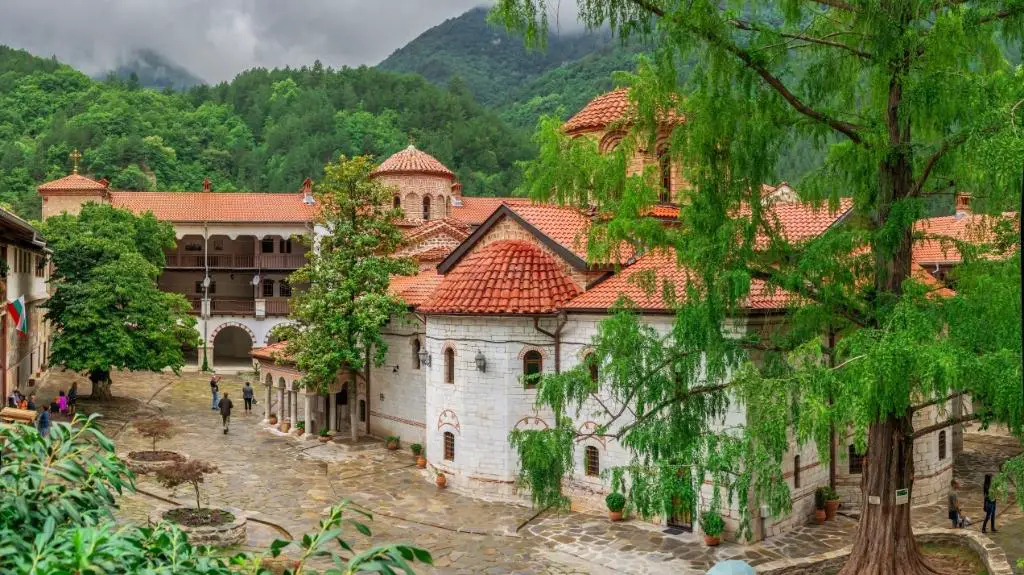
277, 155, 415, 440
133, 417, 175, 453
494, 1, 1024, 574
155, 459, 218, 511
41, 203, 199, 400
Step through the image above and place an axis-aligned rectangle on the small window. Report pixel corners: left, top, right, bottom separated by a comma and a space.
658, 145, 672, 202
793, 455, 801, 488
444, 348, 455, 384
443, 431, 455, 461
849, 445, 864, 475
585, 446, 600, 477
208, 281, 216, 295
422, 196, 431, 220
938, 431, 947, 460
195, 281, 204, 294
393, 195, 401, 209
262, 279, 275, 297
359, 399, 366, 422
261, 238, 275, 253
586, 353, 599, 383
412, 339, 422, 370
280, 238, 292, 253
523, 350, 543, 388
279, 279, 292, 297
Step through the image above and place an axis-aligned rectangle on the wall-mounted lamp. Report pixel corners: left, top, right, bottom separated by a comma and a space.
418, 348, 431, 367
475, 351, 486, 373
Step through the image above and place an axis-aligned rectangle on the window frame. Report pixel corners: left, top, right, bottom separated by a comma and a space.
443, 431, 455, 461
793, 454, 801, 488
278, 279, 292, 297
262, 278, 275, 298
657, 145, 672, 203
444, 347, 455, 384
523, 350, 543, 389
938, 430, 947, 460
412, 339, 422, 370
848, 444, 864, 475
584, 445, 600, 477
422, 195, 431, 220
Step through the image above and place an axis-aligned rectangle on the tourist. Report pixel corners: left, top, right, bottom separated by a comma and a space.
6, 390, 15, 407
57, 390, 68, 416
242, 381, 254, 414
17, 395, 28, 410
982, 474, 997, 533
210, 374, 221, 410
948, 479, 963, 528
26, 394, 36, 410
218, 392, 233, 434
37, 405, 51, 438
68, 382, 78, 417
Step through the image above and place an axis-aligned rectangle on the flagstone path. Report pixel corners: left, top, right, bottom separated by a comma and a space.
33, 370, 1022, 574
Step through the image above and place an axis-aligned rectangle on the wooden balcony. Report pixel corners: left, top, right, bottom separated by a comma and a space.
166, 253, 302, 270
184, 297, 290, 317
211, 298, 256, 315
265, 297, 291, 316
258, 253, 305, 269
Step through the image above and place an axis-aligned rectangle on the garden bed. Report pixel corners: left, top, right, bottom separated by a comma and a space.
164, 507, 235, 527
118, 451, 189, 474
129, 450, 185, 462
150, 506, 247, 547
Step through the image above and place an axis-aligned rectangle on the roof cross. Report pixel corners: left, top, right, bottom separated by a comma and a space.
69, 149, 82, 174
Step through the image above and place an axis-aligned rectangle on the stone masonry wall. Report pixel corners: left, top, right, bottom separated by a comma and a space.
367, 319, 428, 447
41, 191, 106, 219
377, 174, 452, 222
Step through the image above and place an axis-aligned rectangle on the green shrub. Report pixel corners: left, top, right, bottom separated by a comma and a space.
605, 492, 626, 512
814, 487, 827, 509
411, 443, 423, 455
700, 510, 725, 537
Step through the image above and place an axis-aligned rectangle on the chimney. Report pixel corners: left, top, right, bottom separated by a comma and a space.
302, 178, 315, 205
202, 178, 211, 193
451, 181, 462, 196
98, 178, 109, 188
955, 192, 971, 219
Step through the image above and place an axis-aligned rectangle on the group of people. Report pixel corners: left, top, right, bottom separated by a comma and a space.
209, 374, 255, 434
6, 382, 77, 438
947, 477, 999, 534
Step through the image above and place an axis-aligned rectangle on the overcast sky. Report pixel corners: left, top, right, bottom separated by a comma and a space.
0, 0, 583, 83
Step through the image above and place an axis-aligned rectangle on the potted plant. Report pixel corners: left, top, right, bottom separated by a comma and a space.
823, 486, 840, 520
411, 443, 426, 468
435, 470, 447, 489
295, 421, 305, 433
701, 510, 725, 546
814, 487, 827, 524
318, 427, 331, 443
605, 492, 626, 521
280, 419, 291, 434
386, 436, 400, 450
268, 412, 278, 425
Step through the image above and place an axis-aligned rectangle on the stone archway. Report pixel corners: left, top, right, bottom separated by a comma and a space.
211, 323, 255, 369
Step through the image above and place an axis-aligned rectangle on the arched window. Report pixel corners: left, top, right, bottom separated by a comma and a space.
793, 455, 801, 488
359, 400, 366, 422
848, 445, 864, 474
443, 431, 455, 461
262, 278, 275, 297
585, 353, 598, 383
938, 431, 947, 460
585, 446, 600, 477
523, 350, 543, 389
422, 195, 432, 220
279, 279, 292, 297
393, 194, 401, 209
412, 339, 422, 370
657, 144, 672, 203
444, 347, 455, 384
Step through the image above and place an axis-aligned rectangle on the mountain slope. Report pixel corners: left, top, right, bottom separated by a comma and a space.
105, 49, 205, 90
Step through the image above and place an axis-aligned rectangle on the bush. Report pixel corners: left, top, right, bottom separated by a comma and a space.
700, 510, 725, 537
411, 443, 423, 455
822, 486, 839, 501
132, 417, 175, 452
319, 426, 330, 437
605, 492, 626, 513
387, 435, 400, 447
814, 487, 827, 509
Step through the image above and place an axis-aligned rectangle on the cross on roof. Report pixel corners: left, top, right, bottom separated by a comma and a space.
69, 149, 82, 174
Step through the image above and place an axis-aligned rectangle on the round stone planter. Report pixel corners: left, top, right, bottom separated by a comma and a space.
119, 451, 189, 474
150, 505, 247, 547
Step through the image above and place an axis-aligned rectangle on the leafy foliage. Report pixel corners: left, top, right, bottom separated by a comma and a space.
41, 203, 198, 395
133, 417, 176, 452
700, 510, 724, 536
277, 156, 415, 395
0, 416, 431, 574
605, 491, 626, 512
494, 0, 1024, 571
155, 459, 218, 511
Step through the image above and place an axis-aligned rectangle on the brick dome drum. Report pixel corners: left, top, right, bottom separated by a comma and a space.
372, 145, 454, 178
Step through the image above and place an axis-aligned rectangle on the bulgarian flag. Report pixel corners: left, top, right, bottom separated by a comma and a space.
7, 296, 26, 336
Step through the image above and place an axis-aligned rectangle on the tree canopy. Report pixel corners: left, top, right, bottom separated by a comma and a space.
495, 1, 1024, 573
41, 203, 198, 399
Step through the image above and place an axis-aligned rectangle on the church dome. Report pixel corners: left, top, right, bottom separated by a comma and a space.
373, 145, 454, 179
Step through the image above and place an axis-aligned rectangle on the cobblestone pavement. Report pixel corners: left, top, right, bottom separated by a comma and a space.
34, 370, 1023, 573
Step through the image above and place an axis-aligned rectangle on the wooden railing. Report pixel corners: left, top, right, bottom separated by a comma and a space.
258, 254, 305, 269
166, 253, 301, 269
210, 299, 256, 315
186, 296, 203, 314
265, 298, 290, 316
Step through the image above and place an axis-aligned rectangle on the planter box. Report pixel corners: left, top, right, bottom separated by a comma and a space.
149, 505, 247, 547
119, 451, 189, 474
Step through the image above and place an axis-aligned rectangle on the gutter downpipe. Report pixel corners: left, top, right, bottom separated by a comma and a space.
533, 312, 568, 373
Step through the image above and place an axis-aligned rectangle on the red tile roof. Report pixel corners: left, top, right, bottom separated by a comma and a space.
109, 191, 317, 223
505, 203, 597, 261
38, 174, 108, 192
251, 341, 293, 362
402, 218, 471, 244
913, 212, 1016, 265
563, 88, 684, 135
420, 240, 581, 314
410, 246, 452, 263
747, 198, 854, 245
390, 270, 444, 307
450, 197, 526, 226
372, 145, 454, 179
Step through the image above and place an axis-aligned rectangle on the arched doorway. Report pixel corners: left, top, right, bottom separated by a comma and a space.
212, 325, 254, 369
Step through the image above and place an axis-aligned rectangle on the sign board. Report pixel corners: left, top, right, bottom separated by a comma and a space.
868, 495, 881, 505
895, 488, 909, 505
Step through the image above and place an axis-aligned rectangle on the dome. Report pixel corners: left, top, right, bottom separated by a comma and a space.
372, 145, 454, 179
563, 88, 684, 135
420, 240, 581, 314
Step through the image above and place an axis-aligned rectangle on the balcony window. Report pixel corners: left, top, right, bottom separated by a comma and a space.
261, 238, 275, 253
279, 280, 292, 297
262, 279, 275, 297
280, 238, 292, 253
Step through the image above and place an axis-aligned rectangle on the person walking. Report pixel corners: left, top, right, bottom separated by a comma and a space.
948, 479, 963, 528
982, 474, 998, 533
210, 374, 220, 410
242, 381, 254, 414
218, 392, 233, 434
68, 382, 78, 417
37, 405, 51, 438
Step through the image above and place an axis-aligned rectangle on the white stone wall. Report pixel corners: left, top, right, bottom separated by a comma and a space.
367, 317, 428, 446
4, 244, 51, 395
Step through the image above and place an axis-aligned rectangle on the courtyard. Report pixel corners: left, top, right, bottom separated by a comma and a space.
34, 370, 1023, 574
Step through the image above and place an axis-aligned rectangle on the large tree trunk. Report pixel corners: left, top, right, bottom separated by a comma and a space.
88, 369, 112, 401
348, 370, 359, 442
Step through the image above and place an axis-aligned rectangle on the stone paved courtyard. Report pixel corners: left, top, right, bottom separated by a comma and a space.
33, 370, 1023, 573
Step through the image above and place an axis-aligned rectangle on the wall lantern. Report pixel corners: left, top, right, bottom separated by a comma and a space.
475, 351, 487, 373
418, 348, 431, 367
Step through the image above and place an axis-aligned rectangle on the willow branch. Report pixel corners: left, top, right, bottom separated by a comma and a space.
909, 413, 979, 439
730, 20, 873, 60
911, 124, 1003, 196
613, 382, 732, 439
911, 390, 967, 413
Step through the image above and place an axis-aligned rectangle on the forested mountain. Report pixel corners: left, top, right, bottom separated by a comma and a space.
103, 49, 205, 90
0, 45, 533, 219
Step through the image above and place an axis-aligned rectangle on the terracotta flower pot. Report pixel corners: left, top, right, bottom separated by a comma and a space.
608, 511, 623, 522
279, 421, 290, 434
416, 455, 426, 468
435, 473, 447, 489
387, 441, 399, 451
704, 535, 720, 547
814, 509, 826, 524
268, 415, 278, 425
319, 436, 330, 443
825, 499, 839, 521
